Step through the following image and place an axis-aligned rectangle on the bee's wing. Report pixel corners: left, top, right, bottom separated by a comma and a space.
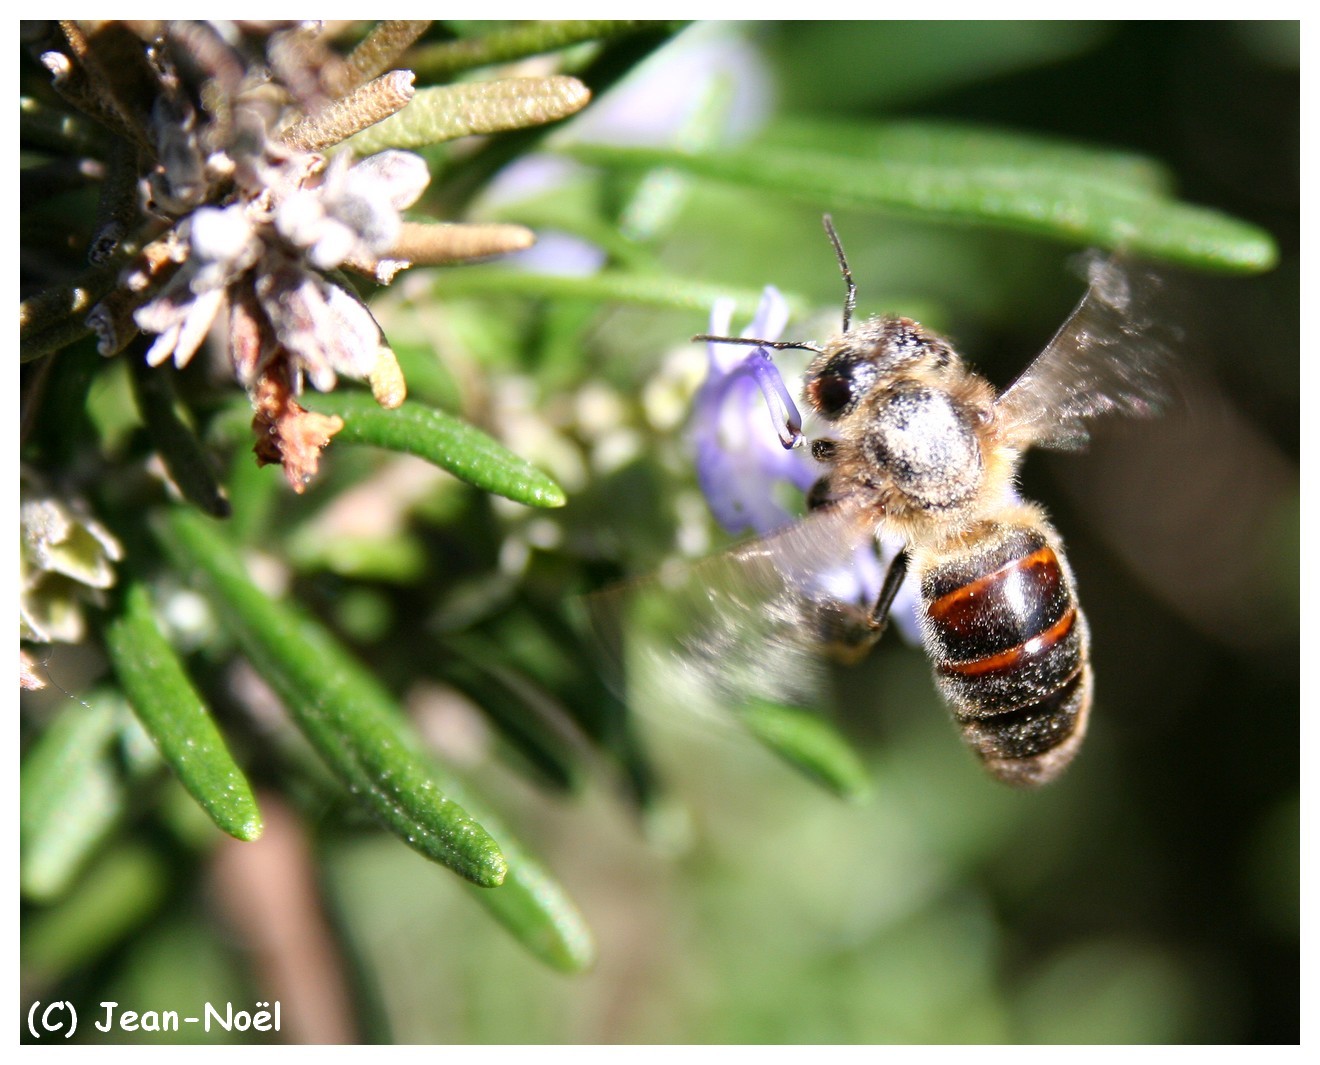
585, 504, 881, 725
995, 254, 1178, 450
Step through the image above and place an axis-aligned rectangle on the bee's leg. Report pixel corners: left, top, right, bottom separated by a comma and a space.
868, 549, 910, 631
817, 548, 910, 664
805, 463, 843, 513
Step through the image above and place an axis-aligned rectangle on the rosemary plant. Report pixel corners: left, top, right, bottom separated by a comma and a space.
20, 19, 1295, 1045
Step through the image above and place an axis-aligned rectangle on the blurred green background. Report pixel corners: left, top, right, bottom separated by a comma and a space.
21, 21, 1297, 1043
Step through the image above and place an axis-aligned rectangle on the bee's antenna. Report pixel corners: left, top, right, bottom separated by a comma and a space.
822, 214, 856, 333
692, 334, 825, 354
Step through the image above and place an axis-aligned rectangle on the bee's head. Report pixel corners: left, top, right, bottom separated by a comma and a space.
803, 317, 959, 422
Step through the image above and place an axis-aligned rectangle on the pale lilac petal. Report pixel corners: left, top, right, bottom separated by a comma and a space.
707, 297, 735, 345
745, 348, 802, 448
188, 204, 259, 273
505, 231, 606, 277
135, 264, 226, 368
691, 288, 816, 536
331, 168, 398, 253
306, 219, 361, 270
351, 150, 430, 211
144, 322, 184, 367
567, 24, 772, 148
273, 188, 327, 250
134, 272, 195, 335
318, 281, 381, 377
168, 286, 226, 368
744, 285, 789, 345
810, 544, 885, 606
256, 268, 336, 390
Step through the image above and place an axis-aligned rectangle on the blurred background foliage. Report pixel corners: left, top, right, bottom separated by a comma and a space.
20, 21, 1297, 1043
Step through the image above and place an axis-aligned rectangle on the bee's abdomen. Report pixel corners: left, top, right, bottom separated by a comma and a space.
919, 522, 1092, 786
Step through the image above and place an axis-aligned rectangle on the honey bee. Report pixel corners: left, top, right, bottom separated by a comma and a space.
672, 217, 1174, 787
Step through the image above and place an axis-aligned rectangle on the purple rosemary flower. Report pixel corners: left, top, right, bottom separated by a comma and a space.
691, 287, 920, 644
691, 287, 816, 537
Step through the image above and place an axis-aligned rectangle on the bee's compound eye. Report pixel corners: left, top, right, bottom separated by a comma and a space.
812, 372, 853, 417
807, 356, 877, 420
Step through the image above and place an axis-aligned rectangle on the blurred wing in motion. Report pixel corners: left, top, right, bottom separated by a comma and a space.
585, 504, 886, 730
996, 254, 1180, 450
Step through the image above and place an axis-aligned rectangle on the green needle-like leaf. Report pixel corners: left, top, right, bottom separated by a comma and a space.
21, 693, 124, 901
407, 20, 685, 80
339, 76, 590, 155
22, 843, 171, 984
565, 140, 1278, 273
104, 581, 262, 841
153, 507, 508, 888
305, 392, 567, 508
764, 118, 1176, 197
19, 263, 117, 362
466, 825, 596, 973
155, 507, 594, 968
738, 699, 871, 801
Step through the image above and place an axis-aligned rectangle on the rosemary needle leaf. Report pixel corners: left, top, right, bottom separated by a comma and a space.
104, 581, 261, 841
306, 391, 567, 509
153, 507, 508, 887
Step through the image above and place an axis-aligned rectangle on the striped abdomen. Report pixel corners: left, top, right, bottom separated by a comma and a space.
918, 520, 1091, 787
